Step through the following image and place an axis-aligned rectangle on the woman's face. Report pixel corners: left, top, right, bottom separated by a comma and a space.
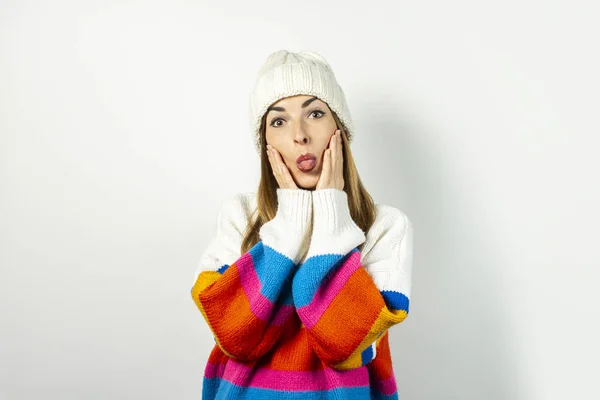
264, 95, 338, 190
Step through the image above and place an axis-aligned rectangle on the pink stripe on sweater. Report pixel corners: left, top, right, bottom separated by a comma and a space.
235, 252, 294, 326
374, 374, 398, 395
296, 251, 362, 329
204, 359, 370, 391
204, 360, 227, 379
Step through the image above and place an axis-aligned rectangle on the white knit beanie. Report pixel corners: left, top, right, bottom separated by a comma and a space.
248, 49, 355, 156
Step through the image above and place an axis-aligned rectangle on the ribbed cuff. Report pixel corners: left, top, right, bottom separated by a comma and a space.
258, 188, 312, 264
312, 188, 363, 235
274, 188, 313, 232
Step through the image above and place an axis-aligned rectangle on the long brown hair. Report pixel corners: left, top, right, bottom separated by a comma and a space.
240, 105, 377, 254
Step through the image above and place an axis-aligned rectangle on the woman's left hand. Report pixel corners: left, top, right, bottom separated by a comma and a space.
315, 129, 344, 190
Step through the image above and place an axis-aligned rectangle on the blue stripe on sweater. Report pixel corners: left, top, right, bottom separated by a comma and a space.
211, 246, 409, 312
247, 240, 296, 305
361, 344, 374, 365
216, 264, 230, 274
380, 290, 410, 313
291, 249, 358, 308
202, 376, 398, 399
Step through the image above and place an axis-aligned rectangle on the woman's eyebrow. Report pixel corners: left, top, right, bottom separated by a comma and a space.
267, 96, 319, 113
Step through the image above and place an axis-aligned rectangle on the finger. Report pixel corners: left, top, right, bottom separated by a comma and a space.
267, 149, 283, 187
336, 130, 343, 171
321, 149, 331, 187
330, 131, 337, 165
272, 148, 296, 188
330, 131, 341, 181
338, 132, 344, 188
267, 149, 276, 174
328, 131, 341, 189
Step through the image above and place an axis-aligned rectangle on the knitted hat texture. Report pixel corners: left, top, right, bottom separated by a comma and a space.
248, 49, 354, 155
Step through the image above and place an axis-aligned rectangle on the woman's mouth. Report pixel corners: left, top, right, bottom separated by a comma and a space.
296, 153, 317, 172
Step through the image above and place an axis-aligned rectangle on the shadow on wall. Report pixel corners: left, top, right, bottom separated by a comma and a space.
354, 86, 528, 399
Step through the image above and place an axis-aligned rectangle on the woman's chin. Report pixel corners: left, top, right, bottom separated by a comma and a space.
293, 174, 318, 190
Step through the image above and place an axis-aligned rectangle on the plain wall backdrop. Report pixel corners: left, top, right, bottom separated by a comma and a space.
1, 0, 598, 399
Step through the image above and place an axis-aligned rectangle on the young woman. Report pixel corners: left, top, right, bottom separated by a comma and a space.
191, 49, 414, 399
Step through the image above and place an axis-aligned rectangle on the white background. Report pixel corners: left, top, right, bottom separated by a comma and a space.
1, 0, 598, 399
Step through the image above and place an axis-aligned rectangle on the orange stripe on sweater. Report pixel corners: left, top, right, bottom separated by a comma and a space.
368, 331, 394, 380
309, 266, 385, 364
192, 264, 285, 360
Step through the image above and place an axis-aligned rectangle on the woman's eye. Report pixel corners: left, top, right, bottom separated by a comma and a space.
270, 111, 323, 127
270, 118, 283, 127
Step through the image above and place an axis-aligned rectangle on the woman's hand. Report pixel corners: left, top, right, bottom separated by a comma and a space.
266, 144, 298, 189
315, 129, 344, 190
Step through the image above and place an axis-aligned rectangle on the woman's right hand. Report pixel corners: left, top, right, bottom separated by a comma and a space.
266, 144, 298, 189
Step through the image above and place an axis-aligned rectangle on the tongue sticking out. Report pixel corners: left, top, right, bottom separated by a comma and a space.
298, 159, 316, 171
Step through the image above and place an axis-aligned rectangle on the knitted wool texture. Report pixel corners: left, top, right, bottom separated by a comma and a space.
191, 188, 414, 399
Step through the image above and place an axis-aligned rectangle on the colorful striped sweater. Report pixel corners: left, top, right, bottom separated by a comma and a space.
191, 188, 414, 399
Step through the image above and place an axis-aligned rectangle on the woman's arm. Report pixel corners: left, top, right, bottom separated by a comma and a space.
292, 188, 413, 370
191, 188, 312, 361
